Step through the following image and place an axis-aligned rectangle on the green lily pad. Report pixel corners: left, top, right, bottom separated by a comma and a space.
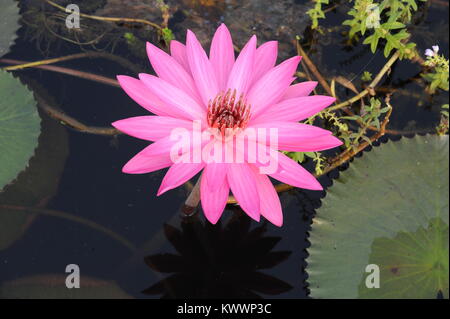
359, 217, 448, 298
0, 0, 20, 57
0, 107, 67, 251
307, 135, 449, 299
0, 275, 132, 299
0, 70, 41, 191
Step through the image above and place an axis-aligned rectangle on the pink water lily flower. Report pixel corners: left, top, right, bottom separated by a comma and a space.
113, 24, 342, 226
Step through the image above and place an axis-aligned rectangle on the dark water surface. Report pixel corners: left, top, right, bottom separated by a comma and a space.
0, 0, 448, 298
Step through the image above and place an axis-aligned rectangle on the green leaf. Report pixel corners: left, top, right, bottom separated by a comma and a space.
0, 275, 132, 299
307, 135, 449, 298
0, 0, 20, 57
0, 91, 68, 251
359, 218, 448, 298
382, 22, 405, 30
161, 27, 175, 46
0, 71, 41, 191
363, 34, 380, 53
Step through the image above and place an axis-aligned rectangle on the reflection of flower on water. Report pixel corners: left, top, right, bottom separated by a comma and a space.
142, 210, 293, 298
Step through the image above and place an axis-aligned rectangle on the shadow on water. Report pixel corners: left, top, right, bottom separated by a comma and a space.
0, 0, 448, 298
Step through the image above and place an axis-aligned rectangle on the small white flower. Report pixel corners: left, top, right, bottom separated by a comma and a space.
425, 45, 440, 57
366, 4, 381, 29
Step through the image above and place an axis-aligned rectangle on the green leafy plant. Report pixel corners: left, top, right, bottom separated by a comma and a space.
422, 48, 449, 94
161, 27, 175, 46
284, 151, 326, 175
361, 71, 373, 82
307, 0, 329, 30
343, 0, 426, 58
341, 97, 391, 149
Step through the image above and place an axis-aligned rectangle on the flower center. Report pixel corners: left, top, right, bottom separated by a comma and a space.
207, 89, 251, 137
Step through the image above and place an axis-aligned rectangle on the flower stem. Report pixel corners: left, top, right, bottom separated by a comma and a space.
182, 178, 201, 216
328, 50, 400, 112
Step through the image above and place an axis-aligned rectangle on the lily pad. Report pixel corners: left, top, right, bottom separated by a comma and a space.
0, 0, 20, 57
0, 70, 41, 191
0, 107, 67, 251
359, 217, 448, 298
0, 275, 132, 299
307, 135, 449, 299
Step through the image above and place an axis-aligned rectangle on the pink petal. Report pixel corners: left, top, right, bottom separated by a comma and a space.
200, 167, 230, 224
254, 148, 323, 190
227, 163, 260, 221
209, 24, 235, 91
251, 96, 336, 124
249, 121, 342, 152
117, 75, 171, 117
122, 145, 172, 174
139, 134, 207, 162
248, 56, 301, 118
157, 162, 205, 196
112, 116, 193, 141
139, 73, 205, 121
272, 151, 323, 190
251, 41, 278, 85
140, 136, 181, 158
146, 42, 202, 104
226, 35, 257, 96
276, 133, 343, 152
170, 40, 189, 71
203, 162, 228, 192
282, 81, 318, 99
249, 165, 283, 227
186, 30, 219, 106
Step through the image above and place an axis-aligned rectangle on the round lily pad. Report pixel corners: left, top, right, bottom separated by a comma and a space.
0, 110, 68, 251
0, 0, 20, 57
307, 135, 449, 299
0, 70, 41, 191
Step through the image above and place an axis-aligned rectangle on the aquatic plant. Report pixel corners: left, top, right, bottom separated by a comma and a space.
308, 0, 428, 59
112, 24, 342, 226
422, 45, 450, 94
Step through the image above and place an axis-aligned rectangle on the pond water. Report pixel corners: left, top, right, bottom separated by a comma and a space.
0, 0, 448, 298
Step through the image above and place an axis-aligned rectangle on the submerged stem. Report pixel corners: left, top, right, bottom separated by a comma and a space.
182, 178, 201, 216
1, 58, 119, 87
328, 51, 400, 112
36, 95, 120, 136
1, 204, 137, 252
